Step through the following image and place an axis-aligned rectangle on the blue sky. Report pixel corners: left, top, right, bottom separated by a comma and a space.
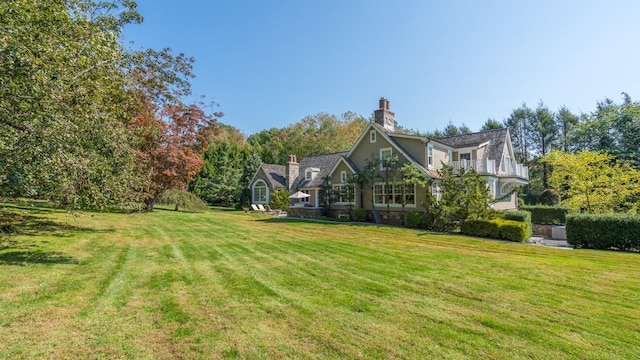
123, 1, 640, 136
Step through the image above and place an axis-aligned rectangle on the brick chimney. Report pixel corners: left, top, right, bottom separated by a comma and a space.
285, 154, 299, 191
374, 97, 395, 131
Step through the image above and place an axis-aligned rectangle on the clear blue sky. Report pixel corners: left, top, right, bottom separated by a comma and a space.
123, 0, 640, 136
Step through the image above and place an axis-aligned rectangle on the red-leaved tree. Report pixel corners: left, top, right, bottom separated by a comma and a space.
131, 93, 220, 211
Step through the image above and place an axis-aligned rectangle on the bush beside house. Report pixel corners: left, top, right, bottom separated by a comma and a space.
566, 213, 640, 251
520, 205, 569, 225
461, 219, 529, 242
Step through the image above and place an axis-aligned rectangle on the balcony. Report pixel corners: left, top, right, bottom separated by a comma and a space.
451, 159, 528, 179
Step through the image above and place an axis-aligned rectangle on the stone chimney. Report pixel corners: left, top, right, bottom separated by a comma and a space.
285, 154, 299, 191
374, 97, 395, 131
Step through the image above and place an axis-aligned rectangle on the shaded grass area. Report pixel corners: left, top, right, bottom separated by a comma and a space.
0, 201, 639, 359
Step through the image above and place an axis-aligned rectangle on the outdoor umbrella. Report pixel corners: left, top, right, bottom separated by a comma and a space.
289, 191, 311, 199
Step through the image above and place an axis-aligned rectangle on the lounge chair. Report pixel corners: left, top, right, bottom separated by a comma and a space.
257, 204, 267, 212
250, 204, 261, 212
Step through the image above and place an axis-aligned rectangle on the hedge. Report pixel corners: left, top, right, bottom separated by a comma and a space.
461, 219, 529, 242
566, 213, 640, 252
498, 210, 532, 238
520, 205, 569, 225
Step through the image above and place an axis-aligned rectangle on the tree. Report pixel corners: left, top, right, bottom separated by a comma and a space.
430, 164, 494, 231
529, 101, 558, 188
480, 118, 503, 131
0, 0, 145, 208
131, 95, 218, 211
504, 103, 534, 163
269, 189, 291, 210
543, 150, 640, 213
319, 175, 337, 216
556, 106, 579, 152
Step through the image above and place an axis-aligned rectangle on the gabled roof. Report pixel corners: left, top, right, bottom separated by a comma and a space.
435, 128, 509, 170
254, 164, 286, 189
295, 151, 348, 189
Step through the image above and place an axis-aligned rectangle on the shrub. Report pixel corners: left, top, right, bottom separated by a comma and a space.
269, 188, 291, 210
539, 189, 561, 205
157, 190, 209, 212
498, 210, 532, 237
405, 211, 422, 228
461, 219, 499, 238
566, 213, 640, 251
520, 205, 569, 225
353, 208, 366, 222
461, 218, 528, 242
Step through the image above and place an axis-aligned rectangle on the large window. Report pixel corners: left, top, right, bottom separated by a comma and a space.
373, 183, 415, 206
333, 185, 354, 204
252, 180, 268, 204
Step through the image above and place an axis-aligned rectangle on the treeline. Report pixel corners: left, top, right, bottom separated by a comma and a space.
499, 94, 640, 204
190, 113, 367, 206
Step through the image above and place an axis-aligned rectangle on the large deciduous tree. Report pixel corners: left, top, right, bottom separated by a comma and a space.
131, 95, 218, 211
543, 150, 640, 213
0, 0, 145, 208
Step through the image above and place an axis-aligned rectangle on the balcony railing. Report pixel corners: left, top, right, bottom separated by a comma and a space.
451, 159, 528, 179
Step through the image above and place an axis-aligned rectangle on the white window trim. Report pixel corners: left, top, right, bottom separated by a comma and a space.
379, 147, 392, 170
300, 189, 310, 203
252, 180, 268, 204
427, 143, 434, 168
333, 184, 355, 205
459, 152, 472, 161
340, 171, 347, 183
370, 130, 377, 143
373, 182, 416, 207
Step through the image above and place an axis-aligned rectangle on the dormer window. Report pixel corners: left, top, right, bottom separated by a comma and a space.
305, 167, 320, 181
370, 130, 376, 143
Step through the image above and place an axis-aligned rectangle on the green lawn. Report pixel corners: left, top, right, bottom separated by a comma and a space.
1, 201, 639, 359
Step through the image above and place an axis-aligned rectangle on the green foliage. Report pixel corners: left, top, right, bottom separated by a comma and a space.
539, 189, 560, 205
191, 140, 253, 206
461, 219, 528, 242
566, 213, 640, 252
520, 205, 569, 225
247, 112, 367, 164
429, 164, 494, 231
543, 150, 640, 213
269, 189, 291, 210
353, 208, 366, 222
157, 190, 209, 212
498, 210, 532, 237
0, 0, 146, 209
405, 211, 423, 229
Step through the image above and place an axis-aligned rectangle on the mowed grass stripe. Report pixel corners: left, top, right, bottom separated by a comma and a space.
1, 204, 639, 359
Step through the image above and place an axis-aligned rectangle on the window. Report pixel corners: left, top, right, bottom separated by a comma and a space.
379, 148, 392, 170
333, 184, 355, 204
305, 168, 319, 181
431, 181, 441, 202
340, 171, 347, 183
370, 130, 376, 143
427, 144, 434, 167
300, 189, 310, 203
252, 180, 268, 204
459, 152, 471, 161
373, 183, 415, 206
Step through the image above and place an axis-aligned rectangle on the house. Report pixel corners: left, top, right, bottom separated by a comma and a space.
248, 98, 529, 222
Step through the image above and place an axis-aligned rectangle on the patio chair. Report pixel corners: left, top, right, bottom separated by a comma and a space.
250, 204, 261, 212
257, 204, 267, 212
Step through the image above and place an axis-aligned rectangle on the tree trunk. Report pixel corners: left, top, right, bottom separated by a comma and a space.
145, 197, 157, 212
